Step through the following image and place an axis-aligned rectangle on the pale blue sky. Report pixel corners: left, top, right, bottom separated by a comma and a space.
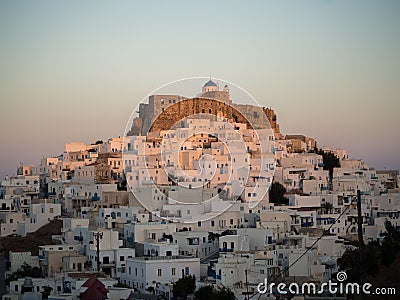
0, 1, 399, 177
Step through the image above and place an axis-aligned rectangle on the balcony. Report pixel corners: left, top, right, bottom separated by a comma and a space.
301, 222, 314, 227
100, 262, 115, 268
187, 238, 199, 246
219, 248, 233, 253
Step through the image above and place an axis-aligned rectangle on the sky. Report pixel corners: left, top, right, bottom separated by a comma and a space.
0, 0, 399, 178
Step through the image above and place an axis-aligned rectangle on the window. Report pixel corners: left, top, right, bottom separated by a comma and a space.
158, 269, 162, 276
172, 268, 176, 275
185, 267, 189, 275
120, 256, 124, 261
211, 220, 215, 227
50, 208, 54, 213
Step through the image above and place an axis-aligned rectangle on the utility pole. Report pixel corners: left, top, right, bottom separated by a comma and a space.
94, 232, 103, 272
357, 190, 364, 247
245, 269, 249, 300
357, 189, 364, 245
357, 190, 365, 300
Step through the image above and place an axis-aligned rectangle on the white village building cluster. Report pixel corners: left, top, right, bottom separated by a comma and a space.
1, 81, 399, 300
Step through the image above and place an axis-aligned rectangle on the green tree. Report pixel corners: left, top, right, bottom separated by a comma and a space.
337, 244, 380, 283
321, 202, 333, 214
315, 149, 340, 186
6, 263, 42, 284
269, 182, 289, 205
208, 232, 220, 241
215, 286, 235, 300
114, 282, 130, 288
173, 275, 196, 300
194, 285, 214, 300
381, 220, 400, 266
194, 285, 235, 300
220, 229, 235, 236
338, 220, 400, 286
383, 220, 400, 242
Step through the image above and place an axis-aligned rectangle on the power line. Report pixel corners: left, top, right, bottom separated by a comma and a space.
247, 199, 355, 299
215, 198, 357, 299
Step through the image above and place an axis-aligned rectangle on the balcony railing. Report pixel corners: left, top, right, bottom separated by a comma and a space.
301, 222, 314, 227
219, 248, 233, 253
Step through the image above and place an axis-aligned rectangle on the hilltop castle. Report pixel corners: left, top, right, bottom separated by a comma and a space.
128, 79, 282, 139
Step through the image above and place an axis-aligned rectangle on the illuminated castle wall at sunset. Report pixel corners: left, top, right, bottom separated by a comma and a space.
127, 79, 282, 139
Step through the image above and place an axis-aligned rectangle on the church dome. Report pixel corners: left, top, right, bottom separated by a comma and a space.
22, 277, 34, 289
204, 79, 217, 87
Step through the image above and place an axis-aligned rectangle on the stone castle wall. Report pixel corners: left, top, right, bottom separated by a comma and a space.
128, 96, 282, 139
